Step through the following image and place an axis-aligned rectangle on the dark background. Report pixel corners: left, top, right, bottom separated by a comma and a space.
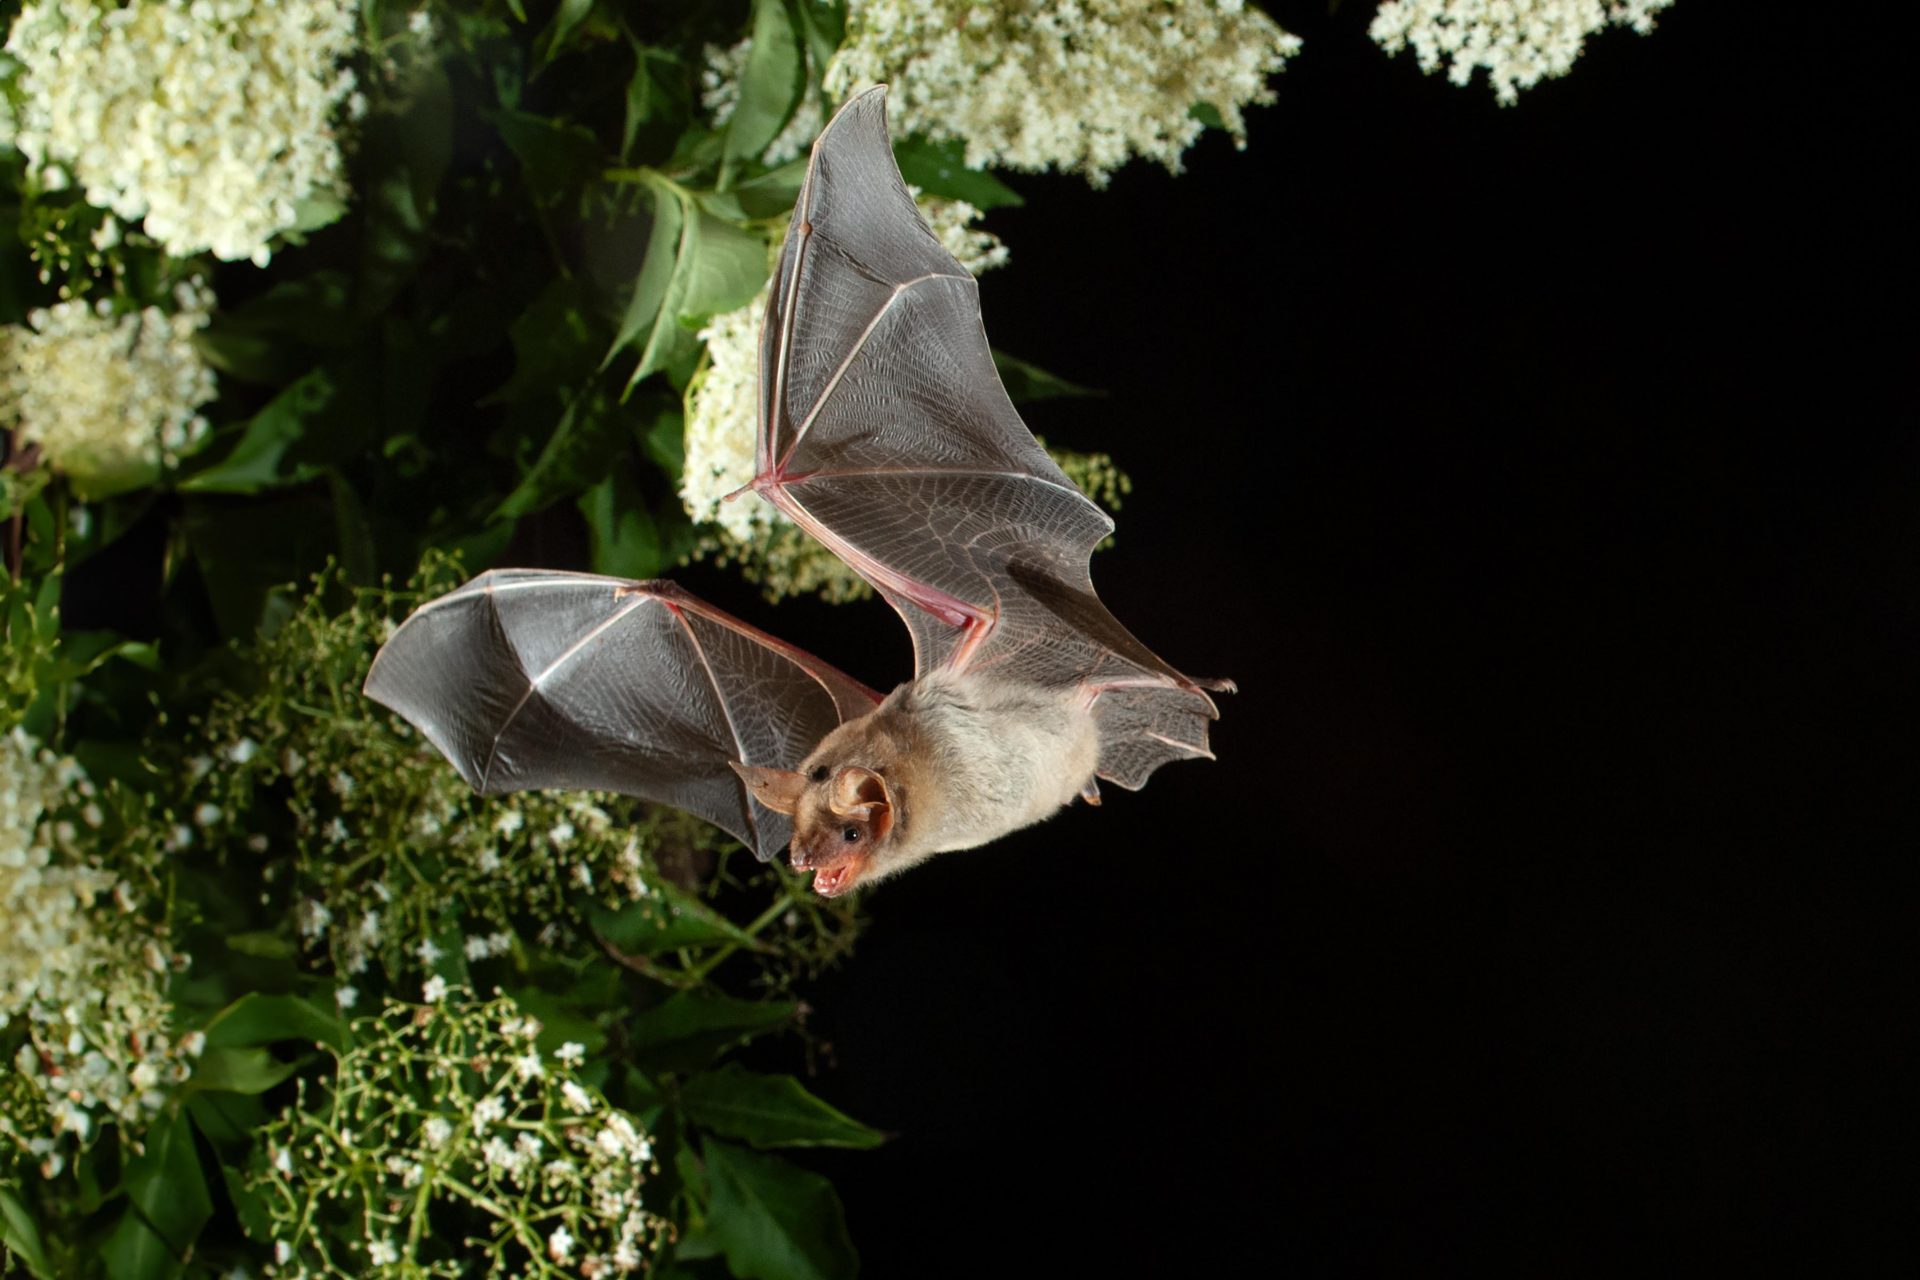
745, 5, 1910, 1273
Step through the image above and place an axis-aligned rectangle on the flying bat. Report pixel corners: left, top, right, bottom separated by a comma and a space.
365, 87, 1231, 897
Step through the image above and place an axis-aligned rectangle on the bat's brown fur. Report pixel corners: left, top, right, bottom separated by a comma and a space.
736, 672, 1099, 896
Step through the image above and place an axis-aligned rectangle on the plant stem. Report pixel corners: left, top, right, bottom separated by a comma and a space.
681, 886, 795, 986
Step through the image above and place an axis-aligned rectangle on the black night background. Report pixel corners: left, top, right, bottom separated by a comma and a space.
728, 6, 1908, 1274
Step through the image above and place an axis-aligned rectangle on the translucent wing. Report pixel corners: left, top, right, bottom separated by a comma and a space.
751, 87, 1228, 788
364, 570, 880, 860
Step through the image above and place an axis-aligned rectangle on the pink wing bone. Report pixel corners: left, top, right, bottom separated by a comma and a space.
753, 472, 994, 648
630, 582, 884, 726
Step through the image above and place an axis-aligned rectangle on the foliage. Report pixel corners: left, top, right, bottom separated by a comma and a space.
0, 0, 1674, 1274
0, 0, 1058, 1269
2, 557, 869, 1279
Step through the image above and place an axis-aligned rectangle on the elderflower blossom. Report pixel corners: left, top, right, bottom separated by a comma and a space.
0, 283, 217, 494
3, 0, 361, 264
681, 197, 1006, 600
0, 729, 187, 1156
825, 0, 1301, 185
702, 37, 825, 166
253, 994, 672, 1277
1370, 0, 1676, 104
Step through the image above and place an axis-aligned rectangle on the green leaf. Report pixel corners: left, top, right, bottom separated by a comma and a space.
493, 109, 606, 203
644, 408, 684, 477
991, 350, 1101, 403
220, 1159, 273, 1242
612, 178, 770, 394
589, 880, 768, 957
100, 1211, 177, 1280
198, 272, 357, 387
623, 42, 685, 158
31, 572, 58, 637
793, 0, 847, 78
222, 930, 297, 959
499, 985, 609, 1061
700, 1139, 858, 1280
578, 472, 663, 580
355, 72, 452, 317
186, 1046, 306, 1096
721, 0, 805, 184
680, 1064, 884, 1150
123, 1109, 213, 1255
214, 271, 352, 348
627, 993, 796, 1072
185, 1089, 270, 1150
201, 992, 348, 1053
492, 389, 632, 521
893, 134, 1023, 210
608, 183, 687, 379
0, 1186, 53, 1280
534, 0, 597, 67
288, 188, 349, 235
681, 207, 769, 318
180, 368, 334, 494
732, 156, 809, 220
328, 469, 377, 584
192, 327, 309, 386
488, 277, 597, 408
181, 491, 349, 637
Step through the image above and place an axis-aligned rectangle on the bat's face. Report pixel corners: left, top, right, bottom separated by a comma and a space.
732, 760, 896, 897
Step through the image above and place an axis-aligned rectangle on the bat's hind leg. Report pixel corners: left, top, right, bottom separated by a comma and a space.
1087, 679, 1227, 791
1078, 777, 1102, 807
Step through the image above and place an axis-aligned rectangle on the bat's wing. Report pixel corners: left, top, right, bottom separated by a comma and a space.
751, 87, 1230, 790
364, 570, 881, 861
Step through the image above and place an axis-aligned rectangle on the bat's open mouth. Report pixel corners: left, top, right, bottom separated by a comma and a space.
809, 862, 860, 897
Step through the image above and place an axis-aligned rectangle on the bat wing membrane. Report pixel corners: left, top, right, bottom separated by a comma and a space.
364, 570, 880, 860
753, 87, 1228, 790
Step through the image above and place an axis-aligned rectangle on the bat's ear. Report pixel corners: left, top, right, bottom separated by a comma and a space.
830, 765, 894, 843
731, 761, 807, 815
829, 766, 891, 818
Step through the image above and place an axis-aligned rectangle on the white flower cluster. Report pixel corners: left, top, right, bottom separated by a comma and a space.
257, 995, 669, 1278
824, 0, 1301, 185
3, 0, 361, 264
702, 37, 826, 166
0, 281, 217, 495
1369, 0, 1676, 104
681, 196, 1006, 550
0, 729, 188, 1168
680, 295, 767, 547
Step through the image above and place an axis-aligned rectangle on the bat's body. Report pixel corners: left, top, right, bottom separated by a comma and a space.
365, 89, 1230, 897
749, 672, 1101, 895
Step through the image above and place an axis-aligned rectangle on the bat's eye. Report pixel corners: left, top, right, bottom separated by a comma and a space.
811, 766, 830, 783
842, 826, 859, 843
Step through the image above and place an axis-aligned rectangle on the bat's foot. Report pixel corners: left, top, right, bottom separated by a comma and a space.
1079, 778, 1102, 806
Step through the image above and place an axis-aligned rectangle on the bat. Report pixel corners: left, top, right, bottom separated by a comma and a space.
365, 87, 1232, 897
